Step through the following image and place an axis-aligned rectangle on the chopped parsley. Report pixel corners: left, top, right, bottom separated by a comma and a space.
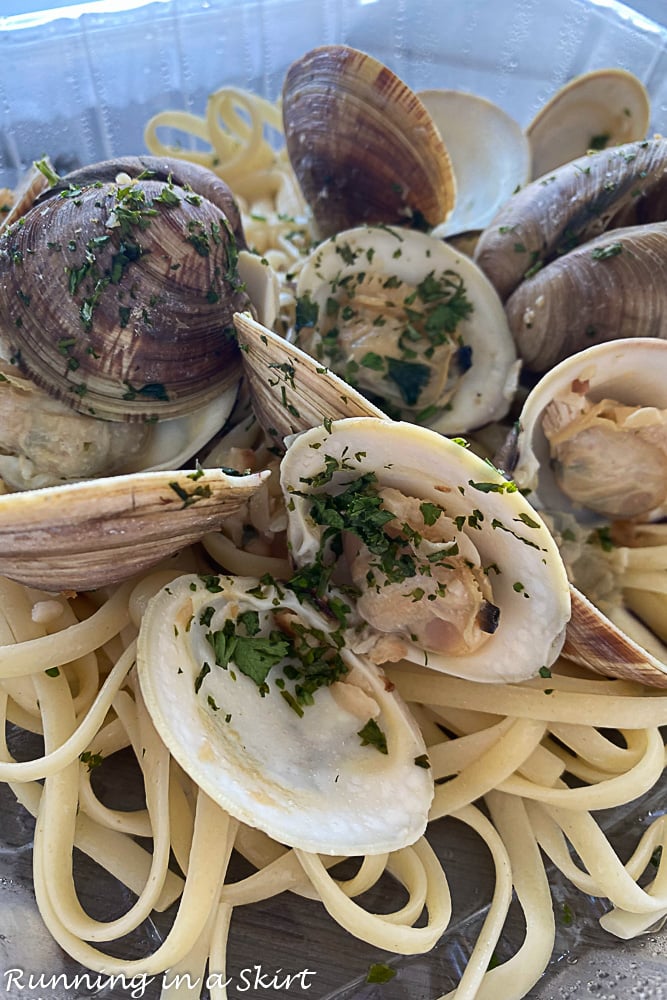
357, 718, 388, 754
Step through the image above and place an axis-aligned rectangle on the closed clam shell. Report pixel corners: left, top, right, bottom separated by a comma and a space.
0, 176, 248, 421
474, 137, 667, 304
505, 223, 667, 372
39, 155, 246, 250
282, 45, 456, 238
527, 68, 650, 179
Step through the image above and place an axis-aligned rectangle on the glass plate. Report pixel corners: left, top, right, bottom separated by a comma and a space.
1, 1, 667, 997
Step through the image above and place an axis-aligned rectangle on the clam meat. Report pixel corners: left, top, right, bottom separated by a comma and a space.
294, 225, 519, 434
509, 338, 667, 521
280, 417, 571, 683
505, 339, 667, 685
137, 571, 433, 854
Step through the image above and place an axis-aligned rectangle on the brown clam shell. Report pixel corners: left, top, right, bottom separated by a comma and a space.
233, 311, 385, 443
282, 45, 455, 238
504, 222, 667, 371
474, 137, 667, 303
0, 466, 267, 592
38, 155, 246, 250
564, 586, 667, 688
0, 176, 248, 421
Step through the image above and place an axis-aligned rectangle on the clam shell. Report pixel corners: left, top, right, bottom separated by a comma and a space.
527, 68, 650, 179
281, 417, 571, 684
418, 89, 531, 237
0, 176, 248, 421
0, 467, 267, 591
509, 337, 667, 518
0, 162, 49, 233
137, 573, 433, 854
233, 311, 385, 443
38, 155, 246, 249
281, 45, 456, 238
474, 137, 667, 303
293, 224, 519, 434
565, 586, 667, 688
505, 222, 667, 372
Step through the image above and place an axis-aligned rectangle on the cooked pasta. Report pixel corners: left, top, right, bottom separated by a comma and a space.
0, 76, 666, 1000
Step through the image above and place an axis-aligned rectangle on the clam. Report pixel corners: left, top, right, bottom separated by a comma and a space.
418, 89, 531, 238
281, 45, 456, 238
0, 467, 268, 592
137, 571, 433, 854
0, 168, 249, 422
504, 222, 667, 372
526, 68, 651, 180
508, 338, 667, 521
0, 158, 282, 590
292, 225, 520, 434
501, 338, 667, 685
280, 417, 571, 684
474, 137, 667, 305
233, 310, 385, 444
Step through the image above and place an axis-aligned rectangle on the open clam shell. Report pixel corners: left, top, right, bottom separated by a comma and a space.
418, 89, 531, 238
526, 68, 650, 179
281, 45, 456, 238
233, 311, 385, 443
293, 225, 519, 434
565, 587, 667, 688
509, 338, 667, 521
0, 467, 267, 592
137, 572, 433, 854
281, 417, 571, 684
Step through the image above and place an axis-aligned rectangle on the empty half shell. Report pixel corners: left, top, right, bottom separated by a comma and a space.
294, 225, 519, 434
509, 338, 667, 521
527, 68, 651, 179
282, 45, 456, 238
419, 89, 531, 237
137, 572, 433, 854
280, 417, 571, 683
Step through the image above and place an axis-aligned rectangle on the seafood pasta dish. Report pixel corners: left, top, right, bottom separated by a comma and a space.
1, 42, 667, 1000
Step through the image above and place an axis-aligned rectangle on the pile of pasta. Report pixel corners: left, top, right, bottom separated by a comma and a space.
1, 86, 667, 1000
3, 558, 667, 999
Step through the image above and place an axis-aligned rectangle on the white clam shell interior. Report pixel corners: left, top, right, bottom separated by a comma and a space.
137, 573, 433, 855
295, 225, 520, 435
513, 338, 667, 519
419, 89, 531, 237
281, 417, 571, 683
526, 68, 650, 179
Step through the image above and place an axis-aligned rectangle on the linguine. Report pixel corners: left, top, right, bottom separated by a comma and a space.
0, 84, 665, 1000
